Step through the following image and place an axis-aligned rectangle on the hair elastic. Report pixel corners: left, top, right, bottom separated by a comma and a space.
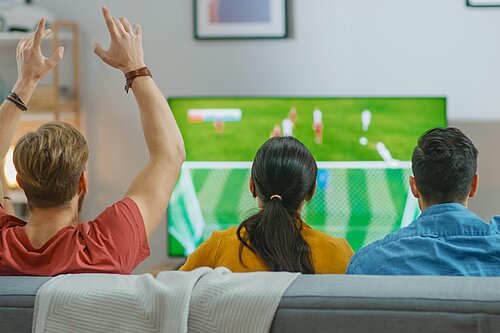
270, 194, 283, 202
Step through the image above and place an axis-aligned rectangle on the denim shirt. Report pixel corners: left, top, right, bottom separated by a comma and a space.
347, 203, 500, 276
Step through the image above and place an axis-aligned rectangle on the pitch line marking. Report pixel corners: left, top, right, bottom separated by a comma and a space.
183, 161, 412, 170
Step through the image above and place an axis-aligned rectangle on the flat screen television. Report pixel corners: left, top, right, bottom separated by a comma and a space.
167, 97, 447, 256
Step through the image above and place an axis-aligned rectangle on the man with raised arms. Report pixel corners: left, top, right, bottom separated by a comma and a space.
0, 7, 185, 276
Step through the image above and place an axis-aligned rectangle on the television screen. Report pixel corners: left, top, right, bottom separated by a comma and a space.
167, 97, 447, 256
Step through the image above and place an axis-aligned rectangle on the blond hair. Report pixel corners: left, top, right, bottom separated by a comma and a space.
13, 121, 89, 209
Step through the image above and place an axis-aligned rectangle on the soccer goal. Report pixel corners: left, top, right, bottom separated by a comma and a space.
168, 161, 419, 256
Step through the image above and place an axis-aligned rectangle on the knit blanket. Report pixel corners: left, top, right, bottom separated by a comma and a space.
32, 267, 299, 333
188, 267, 299, 333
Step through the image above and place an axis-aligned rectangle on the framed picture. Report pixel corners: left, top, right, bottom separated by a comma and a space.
467, 0, 500, 7
194, 0, 287, 40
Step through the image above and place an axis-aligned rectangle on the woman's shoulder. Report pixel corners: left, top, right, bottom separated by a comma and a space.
211, 226, 240, 239
206, 226, 244, 249
179, 226, 241, 271
301, 223, 354, 274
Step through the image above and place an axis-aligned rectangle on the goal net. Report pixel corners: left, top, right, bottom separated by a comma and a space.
168, 161, 419, 256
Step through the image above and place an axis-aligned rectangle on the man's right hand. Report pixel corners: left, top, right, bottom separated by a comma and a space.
93, 6, 146, 73
92, 6, 186, 237
16, 18, 64, 85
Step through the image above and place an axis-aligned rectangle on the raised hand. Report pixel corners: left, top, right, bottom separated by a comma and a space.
16, 18, 64, 84
93, 6, 145, 73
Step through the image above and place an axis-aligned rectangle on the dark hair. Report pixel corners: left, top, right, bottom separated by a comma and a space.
237, 137, 317, 274
412, 127, 478, 204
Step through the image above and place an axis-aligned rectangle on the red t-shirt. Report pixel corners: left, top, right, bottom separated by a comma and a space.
0, 198, 149, 276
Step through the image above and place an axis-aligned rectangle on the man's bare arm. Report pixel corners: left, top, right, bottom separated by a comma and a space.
0, 172, 15, 215
0, 19, 63, 208
93, 7, 185, 236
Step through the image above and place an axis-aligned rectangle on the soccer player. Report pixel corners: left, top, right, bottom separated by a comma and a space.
361, 109, 372, 132
312, 107, 323, 145
376, 142, 395, 162
282, 118, 294, 137
270, 124, 282, 138
289, 107, 298, 124
214, 119, 224, 134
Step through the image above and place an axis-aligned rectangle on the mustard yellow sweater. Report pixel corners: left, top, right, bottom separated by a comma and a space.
180, 223, 354, 274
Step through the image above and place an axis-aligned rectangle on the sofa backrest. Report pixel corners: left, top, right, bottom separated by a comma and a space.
272, 275, 500, 333
2, 275, 500, 333
0, 277, 49, 333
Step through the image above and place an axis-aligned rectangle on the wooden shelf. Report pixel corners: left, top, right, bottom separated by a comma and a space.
0, 31, 73, 45
28, 86, 78, 113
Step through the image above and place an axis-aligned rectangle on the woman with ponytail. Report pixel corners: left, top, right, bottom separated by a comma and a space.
180, 137, 353, 274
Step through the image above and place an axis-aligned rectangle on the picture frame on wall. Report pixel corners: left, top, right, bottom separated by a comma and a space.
467, 0, 500, 7
194, 0, 287, 40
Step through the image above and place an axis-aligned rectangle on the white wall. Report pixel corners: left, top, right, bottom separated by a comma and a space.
32, 0, 500, 270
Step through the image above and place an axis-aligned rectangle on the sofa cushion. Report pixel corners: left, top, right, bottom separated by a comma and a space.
271, 275, 500, 333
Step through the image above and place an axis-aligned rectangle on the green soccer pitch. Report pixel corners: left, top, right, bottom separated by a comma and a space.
169, 97, 446, 162
167, 97, 446, 256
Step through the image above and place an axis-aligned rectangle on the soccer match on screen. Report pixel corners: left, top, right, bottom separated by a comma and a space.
167, 97, 447, 256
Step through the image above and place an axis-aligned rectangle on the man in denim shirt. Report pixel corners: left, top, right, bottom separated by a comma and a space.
347, 128, 500, 276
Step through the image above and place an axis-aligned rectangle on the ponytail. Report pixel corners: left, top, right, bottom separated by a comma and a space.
237, 197, 314, 273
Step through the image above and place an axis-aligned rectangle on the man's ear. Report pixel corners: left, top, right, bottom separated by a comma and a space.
15, 175, 23, 190
469, 175, 479, 198
409, 176, 420, 199
249, 178, 256, 198
79, 171, 88, 194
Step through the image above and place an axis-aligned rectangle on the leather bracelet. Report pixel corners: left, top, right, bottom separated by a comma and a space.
124, 67, 152, 93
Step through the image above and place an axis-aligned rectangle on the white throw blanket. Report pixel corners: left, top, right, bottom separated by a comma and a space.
188, 267, 299, 333
32, 267, 299, 333
32, 268, 211, 333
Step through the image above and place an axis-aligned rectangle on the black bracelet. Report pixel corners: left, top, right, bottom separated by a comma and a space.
9, 91, 23, 102
8, 91, 28, 109
6, 91, 28, 111
6, 96, 27, 111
